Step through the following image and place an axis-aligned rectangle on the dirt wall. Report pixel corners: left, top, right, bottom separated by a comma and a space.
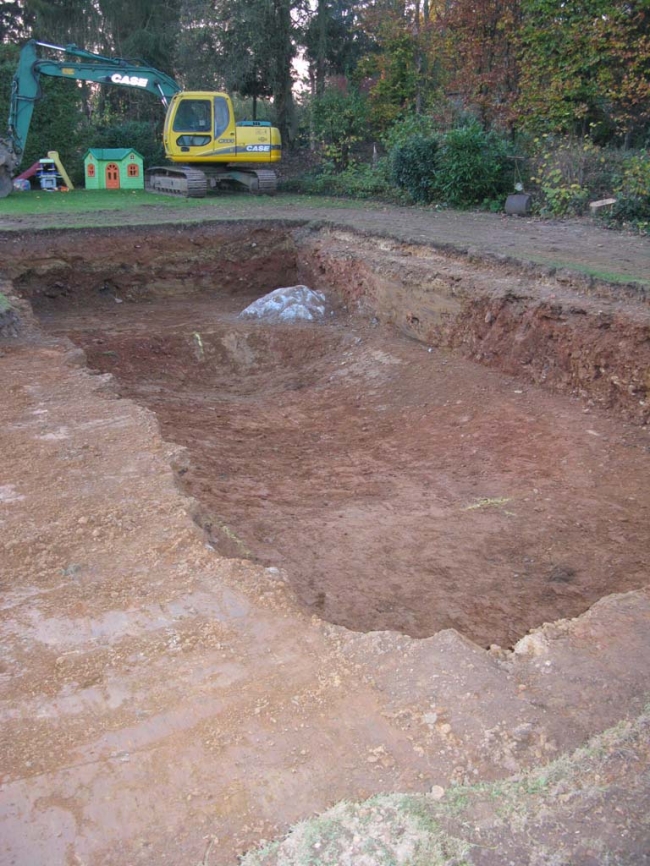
297, 228, 650, 424
1, 223, 298, 308
2, 221, 649, 424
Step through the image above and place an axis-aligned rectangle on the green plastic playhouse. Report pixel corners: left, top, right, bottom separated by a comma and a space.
84, 148, 144, 190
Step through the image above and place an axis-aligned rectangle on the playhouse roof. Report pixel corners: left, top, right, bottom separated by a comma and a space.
84, 148, 143, 161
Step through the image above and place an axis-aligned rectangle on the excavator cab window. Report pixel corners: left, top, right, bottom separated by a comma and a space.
214, 96, 231, 138
173, 99, 211, 133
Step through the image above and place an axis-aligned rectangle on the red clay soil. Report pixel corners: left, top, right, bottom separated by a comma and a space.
39, 293, 650, 649
1, 217, 649, 866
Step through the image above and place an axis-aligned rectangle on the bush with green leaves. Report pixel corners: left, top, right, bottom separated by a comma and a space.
389, 134, 440, 203
310, 86, 370, 170
530, 136, 624, 217
435, 123, 511, 207
281, 158, 392, 199
387, 121, 511, 207
382, 113, 439, 151
606, 151, 650, 233
336, 160, 392, 198
0, 44, 86, 185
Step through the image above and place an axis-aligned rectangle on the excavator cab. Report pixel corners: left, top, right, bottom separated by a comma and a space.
164, 92, 281, 167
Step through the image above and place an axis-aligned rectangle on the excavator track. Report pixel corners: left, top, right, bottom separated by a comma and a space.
146, 164, 278, 198
145, 165, 208, 198
251, 169, 278, 195
201, 165, 278, 195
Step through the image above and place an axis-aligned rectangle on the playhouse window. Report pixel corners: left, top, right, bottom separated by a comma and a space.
127, 163, 139, 178
87, 164, 96, 178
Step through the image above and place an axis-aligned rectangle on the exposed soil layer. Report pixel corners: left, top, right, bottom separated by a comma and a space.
297, 229, 650, 425
5, 223, 649, 423
11, 223, 649, 648
1, 195, 649, 289
242, 708, 650, 866
1, 217, 650, 866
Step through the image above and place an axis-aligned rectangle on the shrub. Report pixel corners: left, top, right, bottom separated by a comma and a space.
606, 152, 650, 233
435, 123, 511, 207
387, 122, 512, 207
530, 136, 622, 217
382, 113, 439, 151
280, 159, 392, 200
85, 120, 165, 169
615, 152, 650, 198
336, 160, 392, 198
389, 134, 440, 203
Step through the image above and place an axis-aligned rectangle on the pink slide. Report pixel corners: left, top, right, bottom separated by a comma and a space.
16, 161, 41, 180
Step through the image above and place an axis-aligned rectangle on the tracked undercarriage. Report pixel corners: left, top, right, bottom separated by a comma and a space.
145, 164, 277, 198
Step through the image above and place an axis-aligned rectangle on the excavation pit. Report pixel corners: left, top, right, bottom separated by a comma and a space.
12, 223, 650, 648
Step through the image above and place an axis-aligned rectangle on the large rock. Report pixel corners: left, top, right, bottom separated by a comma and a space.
239, 285, 328, 323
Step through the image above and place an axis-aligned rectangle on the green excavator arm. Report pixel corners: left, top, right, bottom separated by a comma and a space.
0, 39, 181, 197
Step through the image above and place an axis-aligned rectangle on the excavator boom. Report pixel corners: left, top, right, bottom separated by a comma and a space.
0, 39, 180, 185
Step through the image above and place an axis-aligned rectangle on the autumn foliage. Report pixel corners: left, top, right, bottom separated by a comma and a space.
347, 0, 648, 144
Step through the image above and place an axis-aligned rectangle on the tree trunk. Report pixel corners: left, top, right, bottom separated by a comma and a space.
315, 0, 328, 98
270, 0, 294, 148
414, 0, 422, 115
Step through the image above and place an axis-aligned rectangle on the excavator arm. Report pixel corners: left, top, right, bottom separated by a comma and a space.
0, 39, 181, 197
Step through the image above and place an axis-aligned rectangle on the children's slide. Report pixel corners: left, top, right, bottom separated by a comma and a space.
16, 152, 75, 189
47, 151, 75, 189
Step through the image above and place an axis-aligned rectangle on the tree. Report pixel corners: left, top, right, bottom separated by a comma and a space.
24, 0, 102, 47
23, 0, 183, 123
177, 0, 298, 144
516, 0, 650, 143
98, 0, 183, 78
0, 0, 34, 42
303, 0, 370, 97
221, 6, 274, 118
440, 0, 521, 130
0, 40, 84, 177
267, 0, 296, 143
311, 82, 369, 166
356, 1, 420, 130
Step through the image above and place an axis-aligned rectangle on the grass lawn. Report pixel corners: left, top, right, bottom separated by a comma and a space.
0, 188, 243, 216
0, 188, 377, 221
0, 189, 196, 217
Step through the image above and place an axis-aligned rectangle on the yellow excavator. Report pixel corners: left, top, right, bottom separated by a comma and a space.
0, 40, 281, 198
